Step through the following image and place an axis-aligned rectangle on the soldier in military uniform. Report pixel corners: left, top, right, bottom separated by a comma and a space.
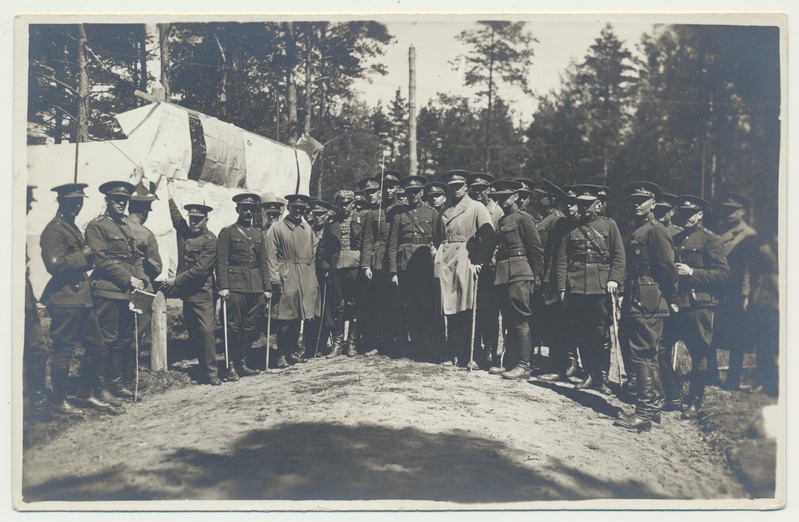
514, 178, 541, 224
433, 170, 495, 369
424, 181, 449, 212
306, 200, 337, 356
259, 194, 286, 235
315, 198, 348, 358
654, 193, 682, 238
487, 181, 544, 379
658, 195, 730, 420
161, 179, 220, 385
360, 170, 402, 356
85, 181, 145, 402
217, 193, 268, 380
714, 193, 758, 390
466, 173, 501, 368
266, 194, 320, 368
40, 183, 114, 414
552, 185, 625, 394
424, 181, 449, 360
387, 175, 438, 360
614, 182, 678, 432
532, 181, 575, 380
126, 182, 163, 390
748, 231, 779, 397
25, 185, 51, 417
347, 181, 373, 354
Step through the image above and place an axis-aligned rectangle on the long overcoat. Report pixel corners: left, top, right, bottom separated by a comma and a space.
266, 217, 320, 320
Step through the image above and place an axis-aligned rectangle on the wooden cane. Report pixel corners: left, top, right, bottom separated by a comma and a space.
222, 298, 230, 371
469, 270, 479, 372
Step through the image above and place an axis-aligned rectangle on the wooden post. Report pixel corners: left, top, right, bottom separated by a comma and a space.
151, 292, 168, 371
408, 45, 418, 176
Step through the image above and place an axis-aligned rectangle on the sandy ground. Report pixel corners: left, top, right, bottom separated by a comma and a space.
20, 353, 746, 507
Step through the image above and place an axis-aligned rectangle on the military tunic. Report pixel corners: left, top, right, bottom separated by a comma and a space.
659, 225, 729, 409
494, 208, 544, 370
387, 202, 438, 357
619, 214, 678, 420
167, 198, 219, 381
40, 212, 105, 400
217, 221, 269, 370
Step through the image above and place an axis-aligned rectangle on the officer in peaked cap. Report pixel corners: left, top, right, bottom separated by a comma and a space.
713, 191, 758, 391
216, 191, 268, 380
265, 193, 320, 368
162, 179, 220, 385
513, 178, 541, 223
84, 180, 147, 403
259, 193, 286, 235
657, 194, 729, 421
359, 169, 403, 357
467, 172, 502, 368
305, 200, 337, 356
487, 180, 543, 380
386, 175, 439, 360
654, 192, 682, 238
40, 182, 115, 414
424, 181, 449, 212
550, 183, 625, 393
614, 181, 677, 432
434, 169, 495, 369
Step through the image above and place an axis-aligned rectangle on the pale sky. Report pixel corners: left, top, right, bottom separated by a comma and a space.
352, 17, 655, 125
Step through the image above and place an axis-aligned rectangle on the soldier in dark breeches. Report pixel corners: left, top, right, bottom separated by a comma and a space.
552, 185, 625, 394
217, 193, 268, 380
360, 171, 401, 356
387, 176, 439, 360
659, 195, 730, 420
161, 179, 220, 385
42, 183, 117, 414
614, 182, 678, 433
85, 181, 146, 402
486, 181, 543, 379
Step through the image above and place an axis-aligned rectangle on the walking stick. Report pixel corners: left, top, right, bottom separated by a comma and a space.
469, 270, 479, 372
222, 297, 230, 372
133, 312, 140, 402
610, 291, 624, 383
314, 280, 328, 358
265, 297, 272, 370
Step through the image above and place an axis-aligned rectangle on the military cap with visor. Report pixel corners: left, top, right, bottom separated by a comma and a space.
285, 193, 312, 207
232, 192, 261, 206
718, 192, 750, 210
424, 181, 449, 198
442, 169, 471, 185
378, 170, 403, 186
99, 180, 135, 198
401, 175, 427, 190
489, 180, 523, 199
514, 178, 535, 194
52, 183, 89, 199
357, 177, 381, 193
675, 194, 710, 213
654, 192, 678, 211
468, 172, 495, 187
184, 203, 213, 216
624, 181, 662, 201
573, 184, 603, 202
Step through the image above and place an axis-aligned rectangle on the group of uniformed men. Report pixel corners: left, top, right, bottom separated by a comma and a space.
24, 168, 777, 433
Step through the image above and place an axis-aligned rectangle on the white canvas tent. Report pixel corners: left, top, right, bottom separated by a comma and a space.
26, 102, 313, 299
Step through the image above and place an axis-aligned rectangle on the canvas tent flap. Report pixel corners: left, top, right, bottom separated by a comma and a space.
243, 131, 312, 198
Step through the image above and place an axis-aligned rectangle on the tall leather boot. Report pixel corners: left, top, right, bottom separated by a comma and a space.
95, 351, 121, 405
593, 341, 612, 395
50, 364, 83, 415
107, 349, 135, 399
26, 352, 50, 413
327, 331, 345, 358
346, 319, 359, 357
575, 347, 594, 389
225, 329, 241, 381
74, 356, 113, 410
236, 330, 261, 377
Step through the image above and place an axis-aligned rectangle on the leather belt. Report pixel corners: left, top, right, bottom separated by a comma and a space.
572, 253, 610, 264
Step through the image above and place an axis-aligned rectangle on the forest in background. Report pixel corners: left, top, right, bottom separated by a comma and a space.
26, 21, 780, 231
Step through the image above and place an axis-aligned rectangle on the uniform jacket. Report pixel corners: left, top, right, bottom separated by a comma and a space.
217, 222, 269, 293
316, 218, 342, 277
128, 219, 163, 293
39, 212, 94, 307
664, 223, 683, 238
494, 208, 544, 286
622, 215, 678, 318
717, 220, 758, 300
432, 194, 495, 314
554, 215, 625, 295
168, 198, 217, 302
360, 200, 400, 271
538, 209, 567, 295
349, 209, 366, 253
387, 202, 437, 275
266, 216, 320, 320
85, 212, 137, 301
337, 214, 360, 269
485, 199, 504, 229
749, 238, 778, 311
672, 225, 730, 309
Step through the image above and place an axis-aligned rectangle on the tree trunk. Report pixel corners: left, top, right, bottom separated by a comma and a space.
54, 41, 67, 144
214, 33, 228, 120
158, 23, 171, 98
304, 26, 312, 134
138, 25, 148, 92
76, 24, 90, 143
286, 22, 299, 145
